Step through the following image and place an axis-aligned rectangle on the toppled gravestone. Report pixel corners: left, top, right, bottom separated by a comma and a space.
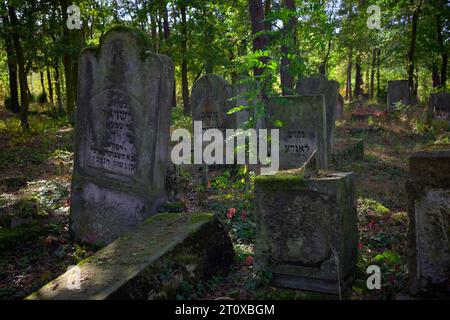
406, 147, 450, 297
254, 165, 358, 295
70, 27, 174, 245
26, 212, 234, 300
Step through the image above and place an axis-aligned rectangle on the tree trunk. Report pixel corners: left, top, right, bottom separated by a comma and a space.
248, 0, 269, 78
436, 11, 447, 88
162, 3, 170, 39
354, 55, 363, 99
60, 0, 75, 122
40, 71, 47, 101
407, 0, 422, 96
54, 62, 63, 113
346, 47, 352, 101
370, 48, 376, 99
8, 5, 29, 130
432, 63, 441, 88
150, 13, 158, 52
1, 8, 20, 113
280, 0, 296, 95
47, 66, 54, 108
376, 48, 380, 100
180, 4, 190, 115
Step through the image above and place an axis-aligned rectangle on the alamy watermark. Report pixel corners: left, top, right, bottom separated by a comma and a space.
171, 121, 280, 175
367, 5, 381, 30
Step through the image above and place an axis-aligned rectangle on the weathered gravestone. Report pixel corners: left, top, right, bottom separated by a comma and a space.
268, 96, 328, 169
296, 75, 339, 163
70, 27, 174, 245
406, 147, 450, 297
387, 80, 416, 109
428, 92, 450, 121
254, 167, 359, 294
191, 74, 234, 133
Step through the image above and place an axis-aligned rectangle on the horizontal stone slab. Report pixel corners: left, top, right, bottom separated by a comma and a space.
26, 212, 234, 300
409, 148, 450, 180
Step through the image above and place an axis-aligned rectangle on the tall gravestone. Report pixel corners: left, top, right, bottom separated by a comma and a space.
428, 92, 450, 121
406, 148, 450, 296
269, 96, 327, 169
296, 75, 339, 164
191, 74, 234, 133
387, 80, 416, 109
70, 27, 174, 245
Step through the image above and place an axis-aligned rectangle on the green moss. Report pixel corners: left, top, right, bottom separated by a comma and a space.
145, 212, 184, 225
189, 212, 213, 224
255, 167, 306, 191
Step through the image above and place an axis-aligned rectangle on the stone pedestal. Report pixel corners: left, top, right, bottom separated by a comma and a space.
406, 148, 450, 297
254, 170, 358, 294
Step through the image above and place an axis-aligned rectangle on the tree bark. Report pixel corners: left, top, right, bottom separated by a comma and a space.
280, 0, 296, 95
1, 7, 20, 113
376, 48, 380, 100
346, 47, 352, 101
248, 0, 269, 78
370, 48, 376, 99
432, 63, 441, 88
162, 2, 170, 39
407, 0, 422, 96
354, 55, 363, 99
8, 5, 29, 130
54, 62, 63, 114
436, 11, 447, 88
40, 71, 47, 101
60, 0, 75, 122
47, 66, 54, 108
180, 4, 190, 115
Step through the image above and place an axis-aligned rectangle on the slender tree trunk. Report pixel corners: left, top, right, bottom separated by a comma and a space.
248, 0, 269, 78
432, 63, 441, 88
60, 0, 75, 122
47, 66, 54, 108
354, 55, 363, 98
280, 0, 296, 95
407, 0, 422, 96
162, 3, 170, 39
346, 47, 353, 101
370, 48, 376, 99
436, 11, 447, 88
180, 4, 190, 115
1, 9, 20, 113
150, 13, 158, 52
376, 48, 380, 100
54, 62, 63, 113
8, 5, 29, 130
40, 71, 47, 101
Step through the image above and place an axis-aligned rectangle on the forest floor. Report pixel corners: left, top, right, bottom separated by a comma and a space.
0, 103, 448, 300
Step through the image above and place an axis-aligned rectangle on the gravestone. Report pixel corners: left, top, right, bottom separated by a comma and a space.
428, 92, 450, 120
254, 168, 358, 294
406, 147, 450, 297
387, 80, 416, 109
336, 94, 344, 120
191, 74, 234, 133
70, 27, 174, 245
268, 96, 328, 169
296, 75, 339, 163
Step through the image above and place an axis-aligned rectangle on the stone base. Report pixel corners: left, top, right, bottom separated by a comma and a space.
27, 212, 234, 300
272, 271, 355, 295
254, 170, 358, 295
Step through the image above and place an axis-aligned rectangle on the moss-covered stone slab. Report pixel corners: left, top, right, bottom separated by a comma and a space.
254, 170, 358, 295
406, 148, 450, 297
26, 212, 234, 300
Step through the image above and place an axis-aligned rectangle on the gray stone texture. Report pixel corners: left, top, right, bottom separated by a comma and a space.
406, 148, 450, 297
428, 92, 450, 121
70, 27, 174, 245
254, 170, 358, 294
296, 75, 340, 163
387, 80, 416, 109
268, 95, 328, 169
27, 212, 234, 300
